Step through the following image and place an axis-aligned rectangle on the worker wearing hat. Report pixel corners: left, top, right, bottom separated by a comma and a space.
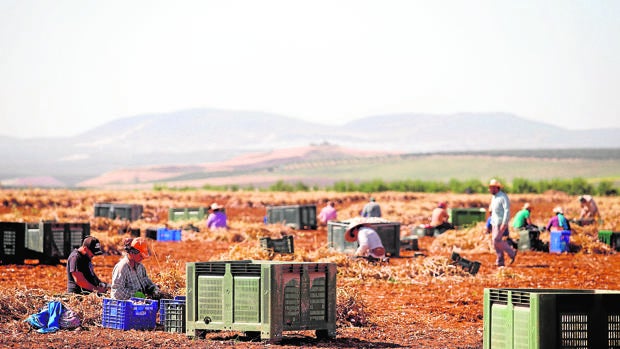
546, 206, 571, 232
512, 202, 533, 231
66, 236, 109, 294
111, 237, 160, 300
488, 179, 517, 266
206, 202, 228, 230
345, 218, 386, 261
361, 197, 382, 218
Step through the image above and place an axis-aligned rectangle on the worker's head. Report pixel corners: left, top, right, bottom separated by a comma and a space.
328, 201, 335, 207
370, 197, 376, 202
579, 196, 586, 203
488, 179, 502, 194
210, 203, 223, 211
523, 203, 531, 211
438, 202, 447, 209
553, 206, 564, 215
124, 237, 149, 260
82, 236, 103, 256
345, 219, 368, 242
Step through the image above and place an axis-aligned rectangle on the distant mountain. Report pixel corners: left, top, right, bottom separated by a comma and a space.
1, 108, 619, 187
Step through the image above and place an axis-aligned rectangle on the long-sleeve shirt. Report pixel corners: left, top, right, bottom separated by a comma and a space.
547, 214, 571, 231
206, 211, 228, 229
318, 205, 337, 223
361, 202, 382, 217
111, 256, 158, 300
490, 190, 510, 226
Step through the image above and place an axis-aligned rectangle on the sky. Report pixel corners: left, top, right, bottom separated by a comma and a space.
1, 0, 619, 139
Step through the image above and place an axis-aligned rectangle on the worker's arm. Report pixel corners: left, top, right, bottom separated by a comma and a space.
71, 271, 106, 293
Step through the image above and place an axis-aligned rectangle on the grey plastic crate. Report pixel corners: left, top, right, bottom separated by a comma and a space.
94, 203, 143, 221
24, 222, 89, 264
260, 236, 294, 254
186, 260, 337, 342
327, 221, 401, 257
168, 207, 209, 222
266, 204, 317, 230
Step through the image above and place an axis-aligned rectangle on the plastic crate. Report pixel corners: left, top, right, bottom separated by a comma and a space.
483, 288, 620, 349
411, 226, 438, 238
168, 207, 209, 222
327, 220, 401, 257
599, 230, 620, 251
0, 222, 27, 264
447, 208, 486, 228
156, 228, 182, 242
400, 235, 419, 251
164, 302, 186, 334
186, 260, 337, 342
450, 252, 481, 275
102, 297, 158, 330
259, 236, 294, 254
266, 204, 317, 230
549, 230, 571, 253
159, 296, 186, 324
94, 203, 143, 221
517, 229, 542, 251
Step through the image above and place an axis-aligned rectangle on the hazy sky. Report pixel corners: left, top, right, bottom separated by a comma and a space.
1, 1, 619, 138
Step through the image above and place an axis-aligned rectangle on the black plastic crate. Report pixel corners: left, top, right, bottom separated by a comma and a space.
0, 222, 27, 264
260, 236, 294, 254
23, 222, 89, 264
451, 252, 481, 275
266, 204, 317, 230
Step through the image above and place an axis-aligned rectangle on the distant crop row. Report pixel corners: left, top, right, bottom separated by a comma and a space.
155, 177, 618, 196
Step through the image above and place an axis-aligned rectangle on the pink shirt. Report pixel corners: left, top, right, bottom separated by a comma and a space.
318, 205, 337, 223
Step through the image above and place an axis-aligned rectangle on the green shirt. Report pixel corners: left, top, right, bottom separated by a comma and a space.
512, 208, 530, 229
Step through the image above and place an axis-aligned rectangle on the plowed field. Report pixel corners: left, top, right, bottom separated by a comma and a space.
1, 189, 619, 349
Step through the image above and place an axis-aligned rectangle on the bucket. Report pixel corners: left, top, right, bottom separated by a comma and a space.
549, 230, 570, 253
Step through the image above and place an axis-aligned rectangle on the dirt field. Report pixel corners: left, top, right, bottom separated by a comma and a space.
1, 189, 619, 349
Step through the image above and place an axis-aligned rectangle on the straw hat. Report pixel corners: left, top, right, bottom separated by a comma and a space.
488, 179, 502, 188
210, 203, 224, 210
553, 206, 564, 214
523, 203, 530, 210
344, 218, 368, 242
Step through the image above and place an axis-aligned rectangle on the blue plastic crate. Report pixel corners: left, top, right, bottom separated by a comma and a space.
156, 228, 182, 241
102, 297, 158, 330
159, 295, 186, 323
550, 230, 571, 253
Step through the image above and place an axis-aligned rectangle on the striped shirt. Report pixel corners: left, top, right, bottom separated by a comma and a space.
111, 256, 158, 300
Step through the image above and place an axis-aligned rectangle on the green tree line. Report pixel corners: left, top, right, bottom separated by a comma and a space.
154, 177, 618, 195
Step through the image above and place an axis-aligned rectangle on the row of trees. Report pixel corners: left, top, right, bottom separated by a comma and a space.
154, 177, 618, 195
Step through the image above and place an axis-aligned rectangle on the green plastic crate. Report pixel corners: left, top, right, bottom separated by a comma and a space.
448, 208, 486, 228
599, 230, 620, 251
266, 205, 317, 230
185, 260, 337, 342
483, 288, 620, 349
327, 221, 401, 257
168, 207, 209, 222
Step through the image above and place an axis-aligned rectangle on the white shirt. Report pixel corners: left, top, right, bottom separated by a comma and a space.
355, 227, 384, 258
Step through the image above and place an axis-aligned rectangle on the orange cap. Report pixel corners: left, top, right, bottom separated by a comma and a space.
131, 237, 150, 258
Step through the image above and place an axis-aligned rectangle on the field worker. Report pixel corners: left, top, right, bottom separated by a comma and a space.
547, 206, 571, 231
345, 219, 386, 261
66, 236, 109, 294
488, 179, 517, 266
111, 237, 160, 300
361, 197, 382, 218
485, 205, 515, 249
512, 202, 533, 230
318, 200, 337, 225
578, 195, 600, 222
206, 203, 228, 230
430, 201, 455, 232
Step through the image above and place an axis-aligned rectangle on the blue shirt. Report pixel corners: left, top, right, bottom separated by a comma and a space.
490, 190, 510, 226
